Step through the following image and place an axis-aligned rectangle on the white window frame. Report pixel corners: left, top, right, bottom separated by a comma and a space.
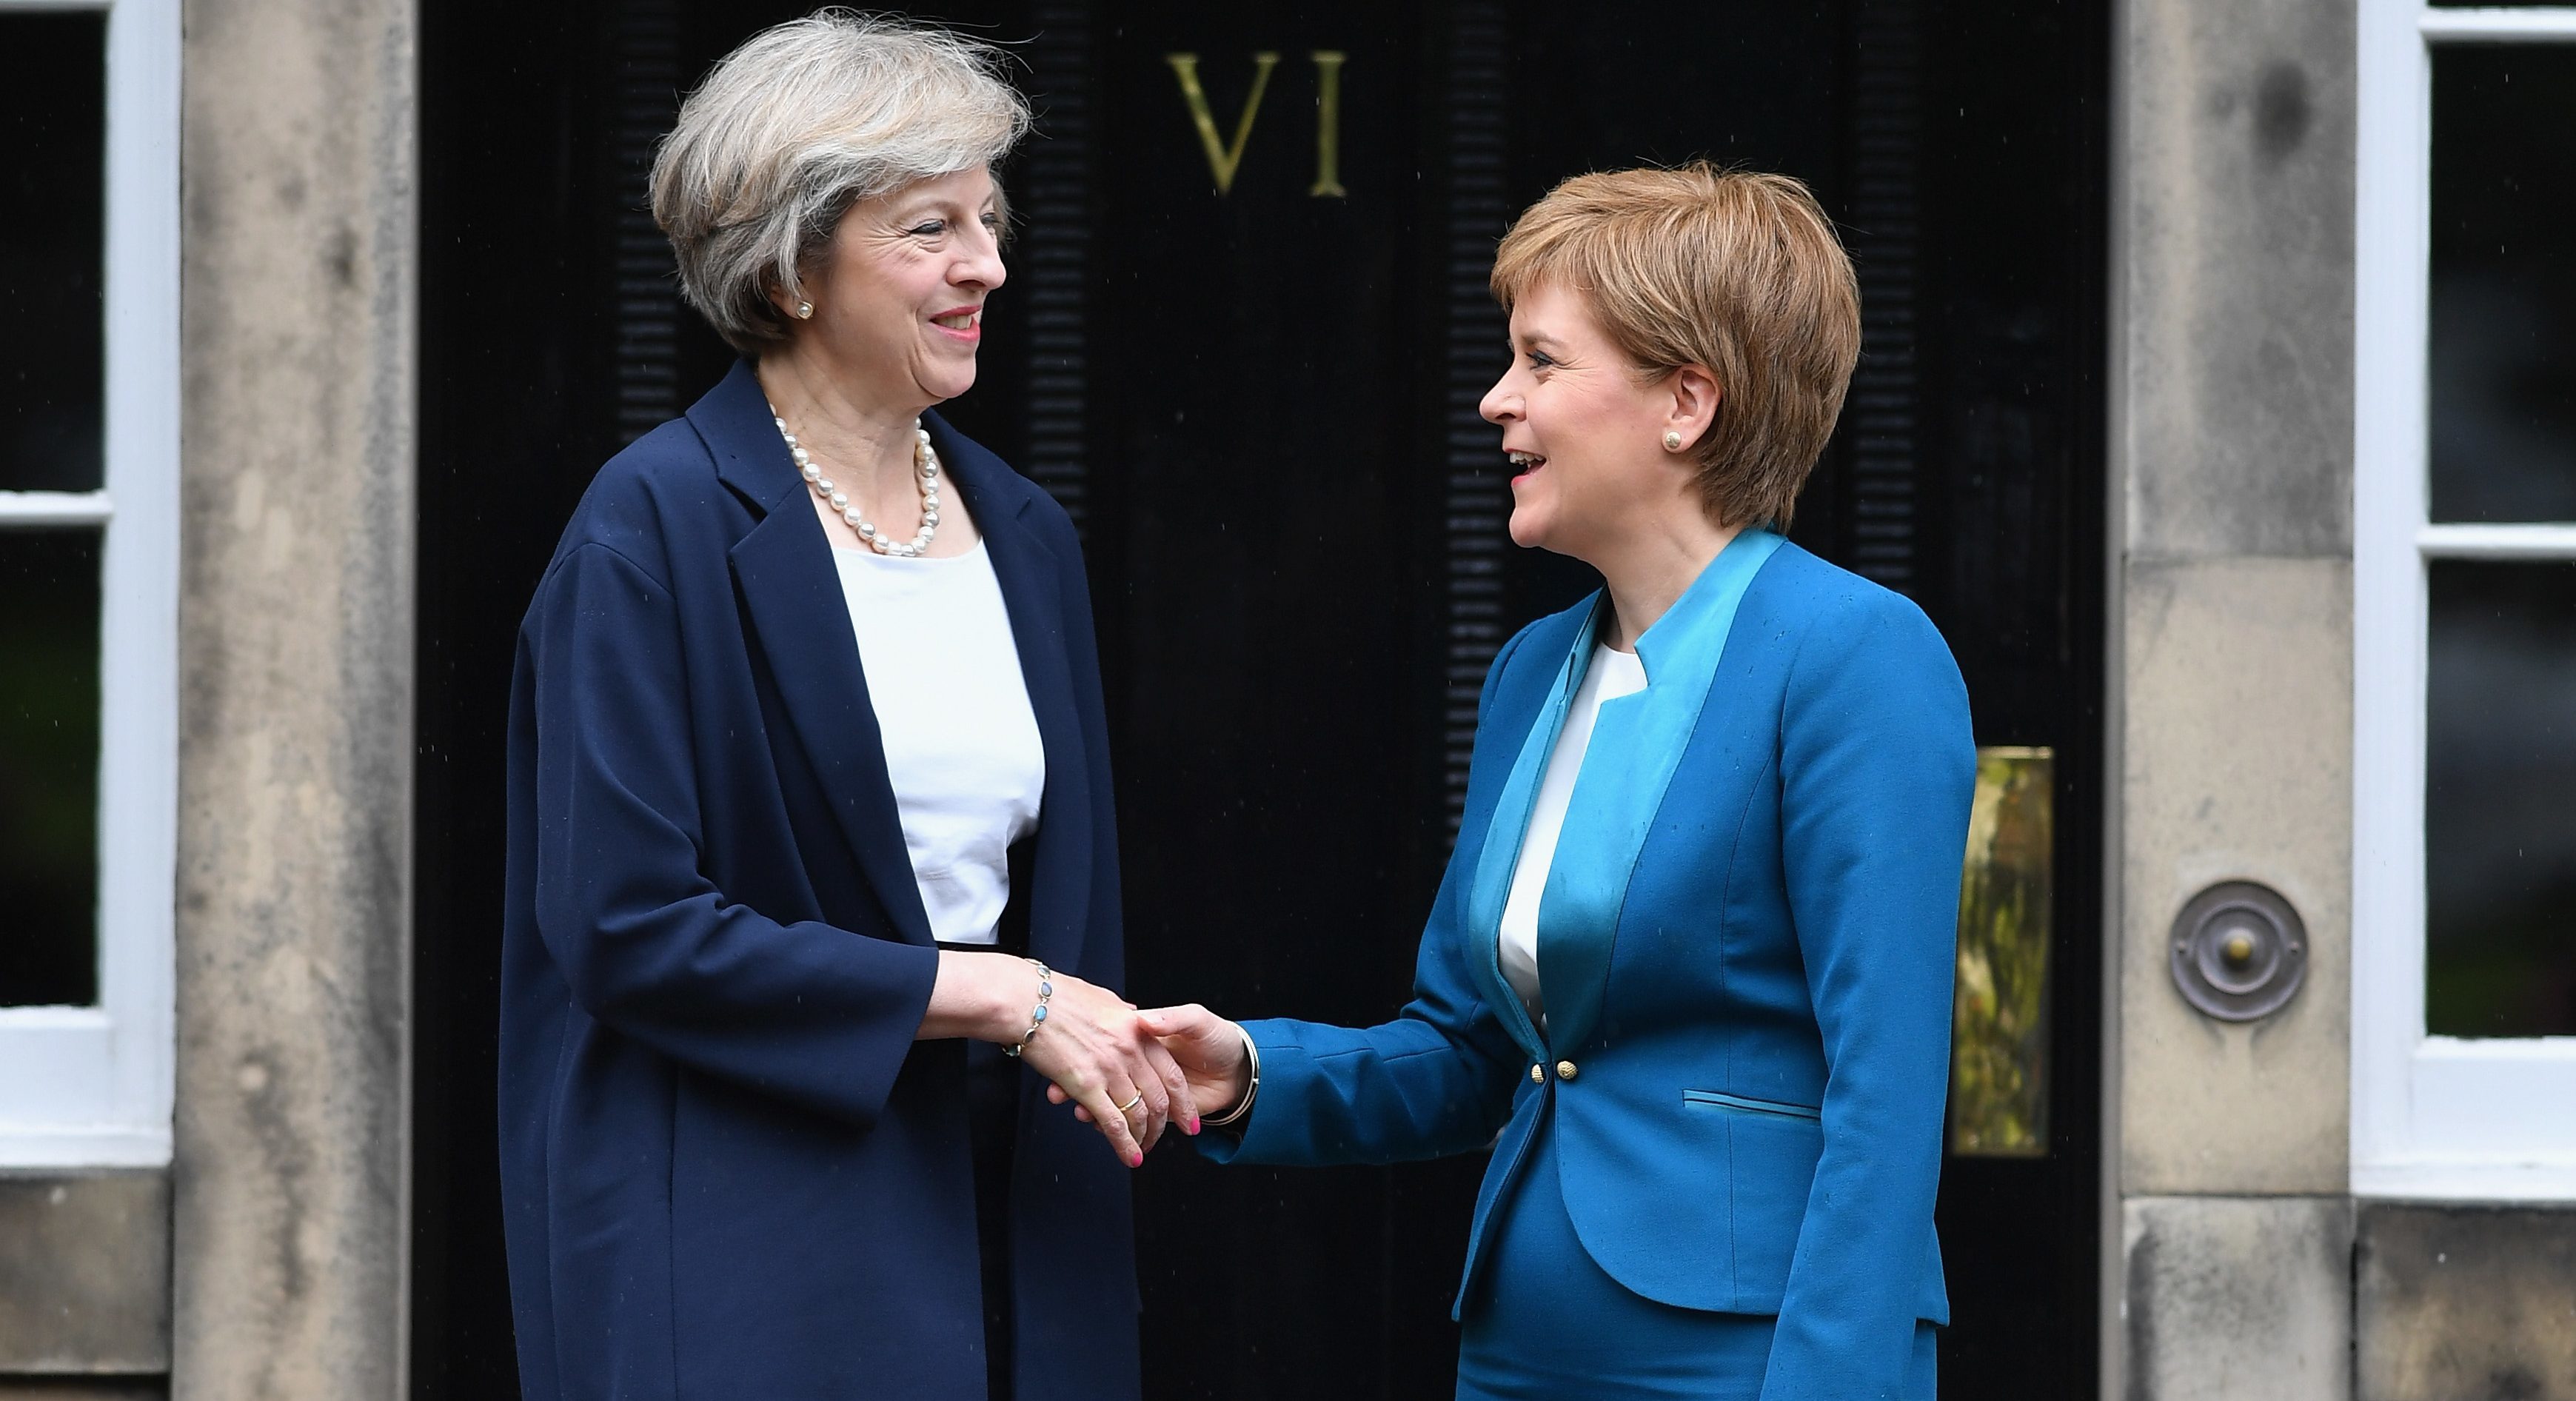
0, 0, 178, 1167
2355, 1, 2576, 1202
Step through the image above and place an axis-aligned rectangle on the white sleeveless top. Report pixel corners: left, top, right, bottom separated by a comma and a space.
1497, 642, 1650, 1023
832, 541, 1046, 945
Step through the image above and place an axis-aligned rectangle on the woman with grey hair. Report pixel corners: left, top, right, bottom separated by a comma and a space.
498, 13, 1173, 1399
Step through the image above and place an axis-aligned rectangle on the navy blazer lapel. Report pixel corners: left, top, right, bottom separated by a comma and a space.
692, 362, 937, 947
926, 410, 1094, 976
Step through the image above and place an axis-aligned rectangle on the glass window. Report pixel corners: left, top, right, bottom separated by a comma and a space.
2355, 0, 2576, 1201
0, 0, 178, 1167
0, 12, 108, 1011
2429, 46, 2576, 524
2425, 561, 2576, 1037
0, 13, 107, 495
0, 532, 101, 1008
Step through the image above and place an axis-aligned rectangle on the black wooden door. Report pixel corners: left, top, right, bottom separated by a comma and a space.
415, 4, 2104, 1397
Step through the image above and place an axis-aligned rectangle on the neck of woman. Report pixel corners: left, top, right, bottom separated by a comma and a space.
755, 351, 929, 509
1588, 502, 1742, 654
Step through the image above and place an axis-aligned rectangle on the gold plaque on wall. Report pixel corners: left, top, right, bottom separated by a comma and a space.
1950, 746, 2054, 1157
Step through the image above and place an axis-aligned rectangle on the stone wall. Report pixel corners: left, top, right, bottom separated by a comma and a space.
2110, 0, 2356, 1395
0, 1174, 168, 1391
2112, 3, 2576, 1400
2356, 1205, 2576, 1401
167, 0, 418, 1396
0, 0, 415, 1395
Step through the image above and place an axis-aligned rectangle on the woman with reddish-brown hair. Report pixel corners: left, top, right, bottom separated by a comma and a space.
1135, 164, 1974, 1400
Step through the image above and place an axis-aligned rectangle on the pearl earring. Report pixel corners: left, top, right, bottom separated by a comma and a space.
1663, 430, 1683, 451
795, 301, 814, 320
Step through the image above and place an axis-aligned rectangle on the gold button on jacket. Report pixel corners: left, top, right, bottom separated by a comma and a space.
1529, 1063, 1545, 1085
1555, 1060, 1579, 1082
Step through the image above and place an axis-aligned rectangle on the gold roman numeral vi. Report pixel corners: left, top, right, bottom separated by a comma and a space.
1165, 50, 1350, 199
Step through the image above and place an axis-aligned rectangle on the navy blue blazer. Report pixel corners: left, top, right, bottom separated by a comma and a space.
1204, 540, 1973, 1401
500, 361, 1139, 1401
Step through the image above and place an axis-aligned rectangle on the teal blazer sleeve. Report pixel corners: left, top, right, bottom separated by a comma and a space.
1759, 588, 1973, 1401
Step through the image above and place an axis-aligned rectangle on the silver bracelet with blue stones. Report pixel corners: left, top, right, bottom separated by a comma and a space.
1003, 958, 1053, 1058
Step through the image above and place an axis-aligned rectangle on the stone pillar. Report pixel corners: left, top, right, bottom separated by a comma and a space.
171, 0, 417, 1395
2109, 0, 2356, 1397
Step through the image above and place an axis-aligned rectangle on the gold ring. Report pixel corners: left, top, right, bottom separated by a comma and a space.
1114, 1092, 1145, 1115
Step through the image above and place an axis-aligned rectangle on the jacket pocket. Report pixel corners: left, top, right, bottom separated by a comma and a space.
1682, 1088, 1822, 1121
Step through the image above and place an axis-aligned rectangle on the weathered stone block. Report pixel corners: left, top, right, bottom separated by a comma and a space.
0, 1174, 170, 1373
173, 0, 416, 1395
2118, 0, 2356, 558
2358, 1202, 2576, 1401
2120, 557, 2352, 1194
2123, 1195, 2352, 1401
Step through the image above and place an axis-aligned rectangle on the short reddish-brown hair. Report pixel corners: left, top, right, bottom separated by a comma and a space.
1490, 163, 1861, 529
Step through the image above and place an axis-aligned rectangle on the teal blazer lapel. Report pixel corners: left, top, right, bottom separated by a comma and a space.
1462, 603, 1604, 1058
1535, 529, 1787, 1053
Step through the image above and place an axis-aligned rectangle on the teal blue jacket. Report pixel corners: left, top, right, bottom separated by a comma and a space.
1204, 536, 1973, 1401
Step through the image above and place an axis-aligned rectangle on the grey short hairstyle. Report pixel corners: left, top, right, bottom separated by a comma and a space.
650, 10, 1032, 355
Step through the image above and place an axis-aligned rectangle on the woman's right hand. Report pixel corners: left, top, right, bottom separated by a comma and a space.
1014, 971, 1196, 1167
1135, 1005, 1252, 1124
924, 953, 1192, 1166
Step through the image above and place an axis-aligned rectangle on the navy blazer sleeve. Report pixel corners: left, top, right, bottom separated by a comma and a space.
526, 540, 938, 1128
1761, 588, 1974, 1401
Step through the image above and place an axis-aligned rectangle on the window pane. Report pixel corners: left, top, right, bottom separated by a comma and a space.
2429, 47, 2576, 524
2426, 561, 2576, 1037
0, 13, 106, 494
0, 529, 101, 1006
1952, 746, 2052, 1156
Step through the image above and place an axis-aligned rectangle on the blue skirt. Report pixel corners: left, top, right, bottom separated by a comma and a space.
1456, 1119, 1936, 1401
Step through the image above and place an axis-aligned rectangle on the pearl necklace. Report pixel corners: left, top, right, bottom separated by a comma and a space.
770, 407, 943, 557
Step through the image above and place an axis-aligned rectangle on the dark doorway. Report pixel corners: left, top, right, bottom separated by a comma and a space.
414, 3, 2106, 1397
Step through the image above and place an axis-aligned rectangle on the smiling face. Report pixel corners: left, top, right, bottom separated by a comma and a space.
1479, 278, 1714, 563
787, 166, 1006, 410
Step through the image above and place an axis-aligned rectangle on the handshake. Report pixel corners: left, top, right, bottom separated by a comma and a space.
1040, 998, 1247, 1168
949, 952, 1248, 1168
